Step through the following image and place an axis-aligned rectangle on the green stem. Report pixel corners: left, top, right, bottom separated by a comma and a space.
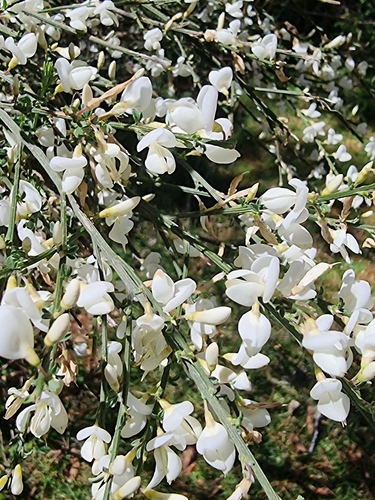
5, 145, 22, 244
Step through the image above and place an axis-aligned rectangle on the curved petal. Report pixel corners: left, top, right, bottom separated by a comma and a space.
204, 145, 240, 164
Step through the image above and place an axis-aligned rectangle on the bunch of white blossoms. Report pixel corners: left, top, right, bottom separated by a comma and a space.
1, 0, 375, 498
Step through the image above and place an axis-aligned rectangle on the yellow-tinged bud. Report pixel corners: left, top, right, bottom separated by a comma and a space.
205, 342, 219, 372
24, 347, 40, 366
6, 275, 17, 291
54, 83, 64, 95
98, 51, 105, 70
61, 279, 81, 310
0, 475, 8, 491
8, 56, 19, 71
321, 174, 343, 196
357, 361, 375, 382
44, 313, 71, 346
246, 182, 259, 202
98, 197, 141, 219
355, 161, 374, 186
11, 465, 23, 495
165, 12, 183, 31
143, 490, 188, 500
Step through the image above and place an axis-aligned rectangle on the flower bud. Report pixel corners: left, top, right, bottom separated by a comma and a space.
321, 174, 343, 196
98, 51, 105, 70
357, 360, 375, 382
61, 279, 81, 310
205, 342, 219, 372
98, 197, 141, 219
108, 60, 116, 80
246, 183, 259, 202
53, 221, 62, 246
355, 162, 374, 186
11, 465, 23, 496
0, 475, 8, 491
82, 84, 93, 106
104, 364, 120, 392
44, 313, 71, 346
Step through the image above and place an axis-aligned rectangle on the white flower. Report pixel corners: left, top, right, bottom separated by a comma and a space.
301, 102, 321, 118
14, 180, 42, 218
0, 305, 39, 365
144, 28, 163, 51
365, 137, 375, 160
261, 179, 308, 215
216, 20, 241, 47
146, 430, 184, 489
196, 408, 236, 474
137, 129, 177, 175
185, 299, 231, 350
226, 255, 279, 307
225, 0, 243, 18
16, 390, 68, 438
329, 228, 360, 263
310, 378, 350, 423
5, 33, 37, 68
121, 393, 153, 438
120, 76, 153, 114
55, 58, 97, 93
49, 146, 87, 194
76, 424, 111, 462
152, 270, 196, 314
77, 281, 115, 315
66, 5, 94, 31
209, 67, 233, 95
327, 128, 343, 145
228, 302, 271, 369
302, 316, 351, 377
94, 0, 118, 26
251, 34, 278, 60
334, 144, 352, 162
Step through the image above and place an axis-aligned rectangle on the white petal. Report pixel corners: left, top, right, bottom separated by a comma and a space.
163, 278, 196, 313
204, 145, 240, 164
318, 391, 350, 422
185, 306, 231, 325
152, 270, 175, 306
69, 66, 97, 90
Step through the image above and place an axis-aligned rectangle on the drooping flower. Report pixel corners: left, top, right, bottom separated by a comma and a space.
0, 305, 39, 365
196, 407, 236, 474
76, 424, 112, 462
310, 378, 350, 423
137, 129, 177, 175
